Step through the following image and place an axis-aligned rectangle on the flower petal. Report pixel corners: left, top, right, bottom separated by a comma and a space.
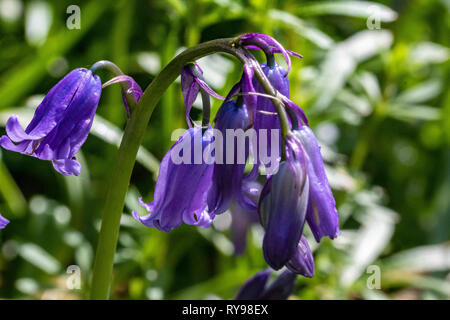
102, 75, 143, 117
35, 70, 102, 161
240, 33, 292, 72
260, 269, 298, 300
181, 64, 224, 127
0, 214, 9, 229
294, 126, 340, 242
5, 116, 40, 142
235, 269, 271, 300
262, 161, 309, 270
286, 236, 315, 277
52, 158, 82, 176
207, 101, 250, 215
0, 136, 32, 154
134, 127, 214, 232
25, 68, 88, 138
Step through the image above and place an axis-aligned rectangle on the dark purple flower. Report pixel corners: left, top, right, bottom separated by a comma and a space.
207, 100, 251, 215
0, 214, 9, 229
286, 235, 315, 277
133, 126, 215, 232
235, 268, 298, 300
0, 68, 101, 176
260, 269, 297, 300
181, 63, 224, 127
294, 126, 340, 242
235, 269, 271, 300
102, 75, 143, 117
259, 134, 309, 270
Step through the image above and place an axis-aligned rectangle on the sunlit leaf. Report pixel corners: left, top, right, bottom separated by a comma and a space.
298, 1, 398, 22
268, 10, 334, 49
18, 243, 61, 274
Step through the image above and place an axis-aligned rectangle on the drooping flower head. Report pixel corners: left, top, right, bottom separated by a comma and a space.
0, 68, 101, 176
236, 33, 307, 169
132, 33, 338, 282
0, 214, 9, 229
133, 126, 215, 232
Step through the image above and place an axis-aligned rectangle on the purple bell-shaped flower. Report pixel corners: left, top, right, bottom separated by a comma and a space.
0, 68, 101, 176
207, 100, 251, 215
258, 134, 310, 270
294, 125, 340, 242
133, 126, 215, 232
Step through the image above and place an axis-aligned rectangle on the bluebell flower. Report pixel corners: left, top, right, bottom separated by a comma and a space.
133, 126, 215, 232
0, 68, 101, 176
294, 125, 340, 242
207, 100, 251, 215
258, 134, 310, 270
0, 214, 9, 229
236, 268, 297, 300
260, 269, 298, 300
235, 269, 271, 300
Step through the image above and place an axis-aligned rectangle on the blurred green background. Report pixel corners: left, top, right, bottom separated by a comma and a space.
0, 0, 449, 300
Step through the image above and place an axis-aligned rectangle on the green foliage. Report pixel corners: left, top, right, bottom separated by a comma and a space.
0, 0, 448, 300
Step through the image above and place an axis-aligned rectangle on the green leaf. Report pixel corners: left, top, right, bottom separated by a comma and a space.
298, 1, 398, 22
388, 104, 441, 121
395, 80, 443, 104
313, 30, 393, 112
383, 243, 450, 273
18, 243, 61, 274
267, 10, 334, 49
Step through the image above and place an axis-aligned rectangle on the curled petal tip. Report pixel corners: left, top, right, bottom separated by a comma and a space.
0, 214, 9, 229
239, 33, 292, 72
286, 236, 315, 277
102, 75, 143, 116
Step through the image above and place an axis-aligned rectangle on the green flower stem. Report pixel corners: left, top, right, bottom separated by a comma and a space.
90, 38, 243, 300
90, 60, 137, 115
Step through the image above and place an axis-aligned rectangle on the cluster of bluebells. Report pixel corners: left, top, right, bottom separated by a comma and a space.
0, 62, 142, 229
133, 33, 340, 280
0, 34, 339, 294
